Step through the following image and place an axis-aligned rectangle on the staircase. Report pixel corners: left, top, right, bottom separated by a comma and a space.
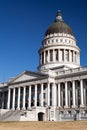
0, 110, 24, 121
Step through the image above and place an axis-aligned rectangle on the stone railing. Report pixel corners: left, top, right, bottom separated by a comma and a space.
56, 66, 87, 76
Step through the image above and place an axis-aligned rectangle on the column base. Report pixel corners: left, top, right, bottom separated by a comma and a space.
64, 105, 69, 108
22, 107, 26, 110
57, 106, 60, 108
16, 108, 20, 110
72, 105, 78, 108
27, 107, 32, 110
80, 104, 85, 108
11, 108, 15, 110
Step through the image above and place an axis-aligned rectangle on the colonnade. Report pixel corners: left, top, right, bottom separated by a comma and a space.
7, 83, 49, 110
58, 79, 87, 108
40, 49, 80, 65
6, 78, 87, 110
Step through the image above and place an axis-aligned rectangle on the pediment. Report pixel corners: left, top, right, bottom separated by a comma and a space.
9, 71, 44, 84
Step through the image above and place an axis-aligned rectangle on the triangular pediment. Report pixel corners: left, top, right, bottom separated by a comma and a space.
9, 70, 47, 84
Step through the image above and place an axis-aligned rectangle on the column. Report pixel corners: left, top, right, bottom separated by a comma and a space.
41, 84, 43, 106
83, 84, 86, 106
58, 83, 61, 107
80, 79, 84, 107
28, 85, 31, 108
23, 86, 26, 109
47, 83, 50, 106
17, 87, 20, 110
64, 82, 68, 108
72, 80, 76, 107
12, 88, 15, 110
75, 82, 78, 106
35, 84, 37, 107
52, 83, 57, 107
7, 88, 11, 109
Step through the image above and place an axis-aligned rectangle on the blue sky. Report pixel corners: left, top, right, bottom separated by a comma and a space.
0, 0, 87, 82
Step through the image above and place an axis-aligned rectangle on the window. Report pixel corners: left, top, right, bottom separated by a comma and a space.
52, 39, 54, 43
71, 50, 73, 62
48, 40, 50, 44
50, 50, 53, 61
62, 50, 64, 61
60, 39, 63, 42
55, 49, 58, 61
45, 51, 48, 62
69, 40, 70, 43
65, 39, 67, 43
56, 39, 58, 42
75, 52, 76, 63
43, 93, 46, 99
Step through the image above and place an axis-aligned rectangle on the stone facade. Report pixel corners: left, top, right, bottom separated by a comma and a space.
0, 11, 87, 121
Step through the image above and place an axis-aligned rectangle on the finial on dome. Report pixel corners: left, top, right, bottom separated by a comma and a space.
55, 10, 63, 21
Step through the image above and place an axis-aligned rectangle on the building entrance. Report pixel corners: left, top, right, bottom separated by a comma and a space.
38, 112, 44, 121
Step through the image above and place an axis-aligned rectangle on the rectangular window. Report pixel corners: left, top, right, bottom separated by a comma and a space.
45, 51, 48, 62
50, 50, 53, 61
55, 49, 58, 61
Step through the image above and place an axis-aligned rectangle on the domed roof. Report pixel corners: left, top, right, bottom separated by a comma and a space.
45, 11, 73, 36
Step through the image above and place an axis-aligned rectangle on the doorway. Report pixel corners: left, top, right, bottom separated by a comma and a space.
38, 112, 44, 121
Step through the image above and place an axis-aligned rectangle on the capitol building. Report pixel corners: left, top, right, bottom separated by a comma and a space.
0, 11, 87, 121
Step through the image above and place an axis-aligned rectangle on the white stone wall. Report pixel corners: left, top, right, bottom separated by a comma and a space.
38, 33, 80, 72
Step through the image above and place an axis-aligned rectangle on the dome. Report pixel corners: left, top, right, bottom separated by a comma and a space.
45, 11, 73, 36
